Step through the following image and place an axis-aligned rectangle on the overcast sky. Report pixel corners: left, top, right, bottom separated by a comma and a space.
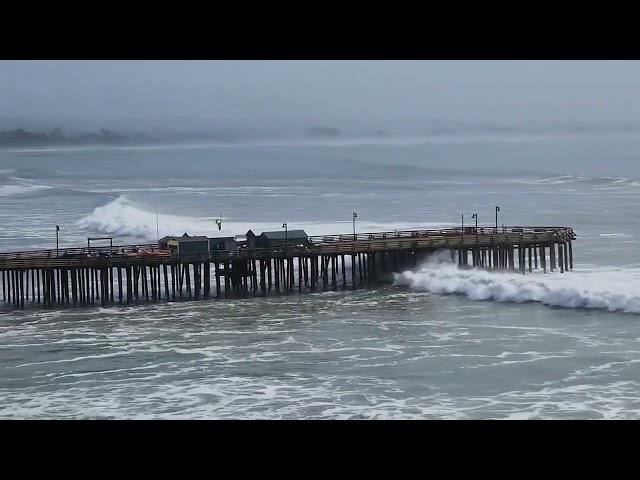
1, 60, 640, 134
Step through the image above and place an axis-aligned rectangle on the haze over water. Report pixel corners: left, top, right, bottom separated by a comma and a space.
2, 61, 640, 419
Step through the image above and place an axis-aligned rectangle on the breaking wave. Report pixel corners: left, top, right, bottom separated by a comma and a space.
394, 255, 640, 314
75, 195, 251, 239
76, 195, 451, 240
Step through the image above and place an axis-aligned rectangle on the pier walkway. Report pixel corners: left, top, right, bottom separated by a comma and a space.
0, 226, 576, 309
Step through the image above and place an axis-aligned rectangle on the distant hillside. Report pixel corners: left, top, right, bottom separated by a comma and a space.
0, 127, 256, 148
0, 128, 67, 146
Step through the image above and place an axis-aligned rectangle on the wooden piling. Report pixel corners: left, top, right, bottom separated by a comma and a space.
185, 263, 192, 298
70, 268, 77, 305
117, 267, 123, 303
167, 265, 172, 300
341, 255, 346, 289
568, 240, 573, 270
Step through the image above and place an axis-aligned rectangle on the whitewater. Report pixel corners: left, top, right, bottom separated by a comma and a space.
395, 257, 640, 314
75, 195, 452, 240
3, 134, 640, 419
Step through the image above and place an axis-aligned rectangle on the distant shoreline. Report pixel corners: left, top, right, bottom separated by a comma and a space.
5, 129, 640, 153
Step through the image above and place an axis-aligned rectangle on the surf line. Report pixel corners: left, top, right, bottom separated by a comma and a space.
0, 225, 576, 309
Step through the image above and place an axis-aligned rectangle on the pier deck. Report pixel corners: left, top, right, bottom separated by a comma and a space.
0, 226, 576, 309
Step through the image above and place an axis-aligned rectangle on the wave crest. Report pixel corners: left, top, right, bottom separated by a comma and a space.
77, 195, 450, 240
394, 260, 640, 314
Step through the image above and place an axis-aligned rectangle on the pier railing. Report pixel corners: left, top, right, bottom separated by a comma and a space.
0, 226, 575, 270
1, 225, 577, 309
308, 226, 573, 244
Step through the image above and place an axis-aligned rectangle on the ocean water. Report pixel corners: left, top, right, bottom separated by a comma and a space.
2, 133, 640, 419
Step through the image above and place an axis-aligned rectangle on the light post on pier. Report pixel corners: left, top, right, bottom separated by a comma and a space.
461, 213, 464, 242
282, 222, 287, 251
56, 225, 60, 257
495, 205, 500, 232
472, 213, 478, 235
353, 212, 358, 240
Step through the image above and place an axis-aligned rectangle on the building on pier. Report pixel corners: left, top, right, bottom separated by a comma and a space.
163, 233, 210, 256
158, 236, 175, 249
256, 230, 309, 248
244, 230, 258, 249
209, 231, 237, 251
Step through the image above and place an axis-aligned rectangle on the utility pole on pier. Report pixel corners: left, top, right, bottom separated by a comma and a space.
353, 212, 358, 240
495, 205, 500, 232
56, 225, 60, 257
472, 213, 478, 235
282, 222, 288, 251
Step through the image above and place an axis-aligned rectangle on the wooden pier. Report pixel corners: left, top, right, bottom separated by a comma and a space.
0, 226, 576, 309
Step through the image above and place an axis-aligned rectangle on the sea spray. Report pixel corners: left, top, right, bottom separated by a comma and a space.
76, 195, 453, 241
394, 258, 640, 314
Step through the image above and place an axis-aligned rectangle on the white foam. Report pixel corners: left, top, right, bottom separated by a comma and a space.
76, 195, 452, 240
0, 183, 52, 197
394, 256, 640, 314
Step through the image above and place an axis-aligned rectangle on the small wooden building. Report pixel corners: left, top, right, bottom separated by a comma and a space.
244, 230, 258, 249
209, 231, 237, 251
256, 229, 309, 248
158, 236, 175, 249
163, 233, 210, 256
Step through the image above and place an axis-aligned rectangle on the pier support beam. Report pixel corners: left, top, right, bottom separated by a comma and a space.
568, 240, 573, 270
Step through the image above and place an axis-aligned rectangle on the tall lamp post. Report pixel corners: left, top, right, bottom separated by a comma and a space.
472, 213, 478, 235
461, 213, 464, 241
282, 222, 287, 250
56, 225, 60, 256
353, 212, 358, 240
495, 205, 500, 232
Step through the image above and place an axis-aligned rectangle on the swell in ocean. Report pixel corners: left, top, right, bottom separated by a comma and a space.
505, 174, 640, 189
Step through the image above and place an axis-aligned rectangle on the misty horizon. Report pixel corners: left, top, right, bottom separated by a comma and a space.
5, 119, 640, 146
3, 61, 640, 138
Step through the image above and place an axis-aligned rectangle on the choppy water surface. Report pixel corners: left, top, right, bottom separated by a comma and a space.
2, 134, 640, 419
